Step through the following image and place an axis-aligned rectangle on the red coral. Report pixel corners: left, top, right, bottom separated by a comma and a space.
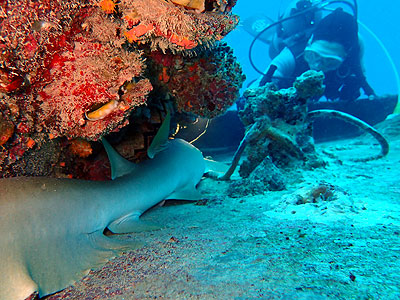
98, 0, 117, 14
0, 2, 153, 141
0, 1, 154, 177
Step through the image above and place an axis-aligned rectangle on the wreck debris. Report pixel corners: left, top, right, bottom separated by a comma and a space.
214, 122, 258, 181
307, 109, 389, 162
224, 70, 326, 195
222, 69, 389, 196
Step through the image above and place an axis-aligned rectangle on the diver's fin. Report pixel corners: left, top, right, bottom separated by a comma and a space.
147, 111, 171, 159
166, 185, 203, 201
102, 138, 137, 180
108, 213, 161, 234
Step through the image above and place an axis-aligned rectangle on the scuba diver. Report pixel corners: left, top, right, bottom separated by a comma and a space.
249, 0, 376, 102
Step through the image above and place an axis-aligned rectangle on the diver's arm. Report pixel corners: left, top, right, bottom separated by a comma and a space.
259, 47, 295, 86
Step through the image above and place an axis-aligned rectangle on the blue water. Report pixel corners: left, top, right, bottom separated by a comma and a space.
225, 0, 400, 97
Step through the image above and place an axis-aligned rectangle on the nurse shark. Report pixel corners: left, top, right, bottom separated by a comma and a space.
0, 114, 205, 299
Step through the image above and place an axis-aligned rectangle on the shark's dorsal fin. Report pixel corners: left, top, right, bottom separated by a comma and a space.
101, 138, 137, 180
147, 111, 171, 159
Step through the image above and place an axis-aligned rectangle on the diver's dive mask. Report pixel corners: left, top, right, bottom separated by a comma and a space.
304, 39, 346, 72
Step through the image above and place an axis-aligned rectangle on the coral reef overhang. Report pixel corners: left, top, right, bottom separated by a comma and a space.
0, 0, 244, 179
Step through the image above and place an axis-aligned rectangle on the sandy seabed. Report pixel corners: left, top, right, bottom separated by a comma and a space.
45, 117, 400, 300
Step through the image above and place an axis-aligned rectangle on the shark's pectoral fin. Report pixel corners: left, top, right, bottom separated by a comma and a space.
108, 213, 161, 234
165, 185, 203, 201
25, 230, 142, 298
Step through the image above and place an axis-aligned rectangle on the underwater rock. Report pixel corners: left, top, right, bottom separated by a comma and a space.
280, 181, 356, 214
291, 182, 340, 205
8, 139, 61, 177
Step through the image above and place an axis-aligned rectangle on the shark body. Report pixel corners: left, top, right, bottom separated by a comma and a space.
0, 138, 205, 300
